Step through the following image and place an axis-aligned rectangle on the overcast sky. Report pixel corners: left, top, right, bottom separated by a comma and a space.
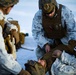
7, 0, 76, 37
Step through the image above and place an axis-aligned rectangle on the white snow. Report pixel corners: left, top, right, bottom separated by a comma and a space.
16, 37, 37, 69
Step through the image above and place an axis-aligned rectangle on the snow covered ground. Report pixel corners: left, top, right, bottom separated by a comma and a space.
16, 36, 37, 69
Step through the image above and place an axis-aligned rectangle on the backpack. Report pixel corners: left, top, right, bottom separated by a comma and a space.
8, 18, 29, 49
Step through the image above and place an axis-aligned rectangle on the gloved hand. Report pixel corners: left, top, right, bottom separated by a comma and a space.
10, 29, 19, 44
18, 69, 31, 75
52, 50, 62, 58
8, 35, 16, 59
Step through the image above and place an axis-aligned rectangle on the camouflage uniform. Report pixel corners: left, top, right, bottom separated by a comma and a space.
51, 51, 76, 75
32, 0, 76, 59
0, 0, 23, 75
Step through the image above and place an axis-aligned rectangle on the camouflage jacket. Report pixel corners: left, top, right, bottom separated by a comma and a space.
32, 3, 76, 48
0, 10, 22, 75
51, 51, 76, 75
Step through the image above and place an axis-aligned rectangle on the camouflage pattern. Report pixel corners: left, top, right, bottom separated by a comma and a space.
51, 51, 76, 75
0, 6, 22, 75
0, 0, 19, 7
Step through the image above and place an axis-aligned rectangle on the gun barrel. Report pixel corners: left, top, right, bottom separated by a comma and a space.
24, 33, 29, 36
21, 47, 34, 51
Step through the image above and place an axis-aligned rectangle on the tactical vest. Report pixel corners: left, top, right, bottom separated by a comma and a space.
42, 4, 66, 39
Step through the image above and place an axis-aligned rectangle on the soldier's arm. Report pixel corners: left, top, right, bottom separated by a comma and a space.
0, 25, 22, 74
61, 6, 76, 45
52, 44, 76, 56
40, 50, 56, 73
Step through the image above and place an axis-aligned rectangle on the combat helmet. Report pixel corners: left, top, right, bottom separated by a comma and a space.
0, 0, 19, 7
39, 0, 57, 14
25, 60, 45, 75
